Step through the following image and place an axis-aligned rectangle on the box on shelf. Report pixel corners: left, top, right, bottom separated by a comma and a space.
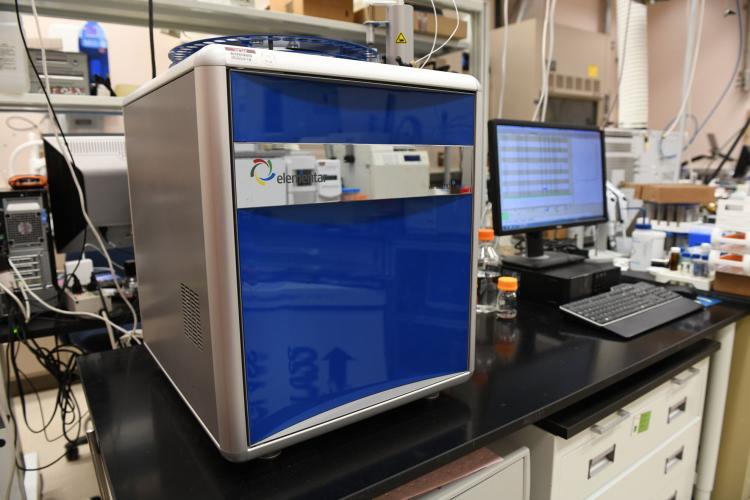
269, 0, 353, 22
713, 271, 750, 297
354, 6, 467, 39
627, 183, 716, 205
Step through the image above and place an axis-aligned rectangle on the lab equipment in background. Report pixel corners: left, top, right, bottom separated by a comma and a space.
489, 19, 609, 125
27, 49, 89, 95
284, 154, 318, 205
604, 129, 683, 185
43, 134, 132, 253
709, 194, 750, 295
496, 277, 517, 320
78, 21, 109, 93
0, 189, 58, 318
315, 159, 342, 202
630, 223, 666, 271
591, 181, 631, 260
487, 120, 607, 269
560, 282, 702, 338
336, 145, 432, 200
0, 11, 30, 94
477, 229, 500, 313
123, 42, 481, 461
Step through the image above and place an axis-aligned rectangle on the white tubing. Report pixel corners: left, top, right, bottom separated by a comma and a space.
7, 139, 43, 178
616, 0, 648, 128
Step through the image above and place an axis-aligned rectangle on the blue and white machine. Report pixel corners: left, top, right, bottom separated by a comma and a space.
123, 41, 482, 461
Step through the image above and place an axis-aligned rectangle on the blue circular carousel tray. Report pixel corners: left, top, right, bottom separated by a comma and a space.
169, 35, 377, 65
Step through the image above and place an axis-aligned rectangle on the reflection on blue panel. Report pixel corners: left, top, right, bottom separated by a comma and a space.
230, 71, 475, 145
237, 195, 472, 443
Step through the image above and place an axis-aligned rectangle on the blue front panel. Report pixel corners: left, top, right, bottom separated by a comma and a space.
230, 71, 474, 145
238, 196, 472, 442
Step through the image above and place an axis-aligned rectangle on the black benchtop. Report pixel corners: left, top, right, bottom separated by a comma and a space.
78, 300, 748, 500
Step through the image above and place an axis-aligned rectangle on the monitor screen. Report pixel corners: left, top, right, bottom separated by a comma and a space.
489, 121, 607, 234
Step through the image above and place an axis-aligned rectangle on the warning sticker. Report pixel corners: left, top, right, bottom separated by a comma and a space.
395, 32, 408, 44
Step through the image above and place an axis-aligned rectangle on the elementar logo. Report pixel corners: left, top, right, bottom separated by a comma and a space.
251, 158, 327, 186
251, 158, 276, 186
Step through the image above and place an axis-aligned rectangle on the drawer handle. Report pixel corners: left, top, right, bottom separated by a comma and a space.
671, 367, 700, 386
664, 446, 684, 474
591, 410, 630, 435
668, 397, 687, 424
588, 445, 616, 479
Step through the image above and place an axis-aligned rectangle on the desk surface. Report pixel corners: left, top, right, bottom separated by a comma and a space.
79, 300, 748, 500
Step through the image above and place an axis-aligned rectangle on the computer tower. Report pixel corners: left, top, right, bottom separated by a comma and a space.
123, 44, 481, 461
0, 189, 57, 317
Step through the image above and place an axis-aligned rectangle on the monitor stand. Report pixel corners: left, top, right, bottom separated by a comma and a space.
502, 231, 585, 270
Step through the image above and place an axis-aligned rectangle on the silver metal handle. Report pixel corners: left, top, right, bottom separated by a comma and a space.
591, 410, 631, 435
668, 397, 687, 424
671, 367, 700, 386
664, 446, 684, 474
588, 445, 616, 479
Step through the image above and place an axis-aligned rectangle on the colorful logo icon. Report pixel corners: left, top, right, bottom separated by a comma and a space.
250, 158, 276, 186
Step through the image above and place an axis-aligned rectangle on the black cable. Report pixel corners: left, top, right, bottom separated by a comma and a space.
705, 114, 750, 184
13, 0, 78, 174
148, 0, 156, 78
14, 0, 89, 299
4, 334, 79, 473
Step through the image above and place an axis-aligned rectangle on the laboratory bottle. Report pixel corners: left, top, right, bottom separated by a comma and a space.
691, 253, 704, 277
496, 277, 518, 320
476, 228, 501, 313
0, 11, 30, 94
79, 21, 109, 92
667, 247, 681, 271
630, 223, 655, 271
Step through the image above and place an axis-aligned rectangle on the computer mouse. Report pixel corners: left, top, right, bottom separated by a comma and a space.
665, 284, 698, 299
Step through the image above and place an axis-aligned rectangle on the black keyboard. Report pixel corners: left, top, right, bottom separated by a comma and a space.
560, 282, 703, 338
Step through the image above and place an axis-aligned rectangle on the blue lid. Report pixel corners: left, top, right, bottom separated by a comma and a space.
342, 187, 361, 194
635, 223, 652, 230
169, 35, 378, 65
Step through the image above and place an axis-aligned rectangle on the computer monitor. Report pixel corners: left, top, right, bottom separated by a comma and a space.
44, 134, 132, 254
488, 120, 607, 269
733, 145, 750, 180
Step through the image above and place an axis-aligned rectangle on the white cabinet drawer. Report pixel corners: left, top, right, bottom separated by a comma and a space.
586, 417, 701, 500
553, 411, 632, 499
617, 358, 708, 475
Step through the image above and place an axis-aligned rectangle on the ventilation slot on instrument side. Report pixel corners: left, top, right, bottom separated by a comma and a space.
180, 283, 203, 350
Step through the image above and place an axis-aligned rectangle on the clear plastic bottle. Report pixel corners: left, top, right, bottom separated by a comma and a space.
476, 228, 501, 313
496, 277, 518, 320
692, 252, 704, 277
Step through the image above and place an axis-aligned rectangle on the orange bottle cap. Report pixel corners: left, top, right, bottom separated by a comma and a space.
497, 277, 518, 292
478, 228, 495, 241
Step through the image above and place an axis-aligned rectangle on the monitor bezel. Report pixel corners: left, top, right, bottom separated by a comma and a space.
487, 119, 608, 237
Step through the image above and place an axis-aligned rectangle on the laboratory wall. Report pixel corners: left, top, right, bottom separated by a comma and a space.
648, 1, 748, 162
